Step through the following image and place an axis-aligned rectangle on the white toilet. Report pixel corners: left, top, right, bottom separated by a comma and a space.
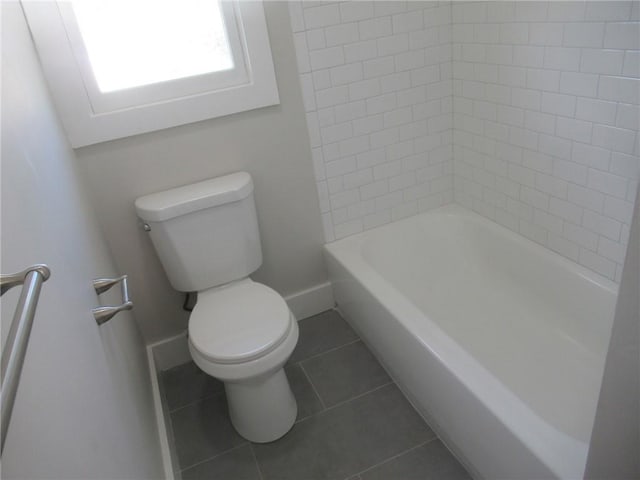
135, 172, 298, 443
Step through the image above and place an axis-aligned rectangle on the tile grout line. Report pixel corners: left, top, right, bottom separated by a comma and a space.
353, 437, 439, 479
299, 363, 327, 411
294, 338, 362, 365
179, 441, 249, 474
167, 390, 225, 414
248, 443, 265, 480
321, 380, 395, 414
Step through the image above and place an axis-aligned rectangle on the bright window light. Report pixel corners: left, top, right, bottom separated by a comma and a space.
70, 0, 234, 93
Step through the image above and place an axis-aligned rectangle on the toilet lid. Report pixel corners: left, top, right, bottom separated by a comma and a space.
189, 282, 292, 364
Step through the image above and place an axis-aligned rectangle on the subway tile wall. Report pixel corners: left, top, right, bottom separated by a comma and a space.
452, 1, 639, 282
289, 1, 454, 241
290, 1, 639, 283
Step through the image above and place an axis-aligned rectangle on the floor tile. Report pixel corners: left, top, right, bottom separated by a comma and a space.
360, 440, 472, 480
285, 363, 324, 420
288, 310, 359, 364
181, 445, 261, 480
302, 340, 391, 407
171, 394, 247, 470
252, 384, 435, 480
161, 361, 224, 411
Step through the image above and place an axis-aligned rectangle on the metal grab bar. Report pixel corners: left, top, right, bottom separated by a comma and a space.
92, 275, 133, 325
0, 264, 51, 454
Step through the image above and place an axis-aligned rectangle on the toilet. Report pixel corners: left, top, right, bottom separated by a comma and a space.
135, 172, 298, 443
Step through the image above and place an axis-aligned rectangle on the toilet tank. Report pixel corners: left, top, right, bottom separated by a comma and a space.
134, 172, 262, 292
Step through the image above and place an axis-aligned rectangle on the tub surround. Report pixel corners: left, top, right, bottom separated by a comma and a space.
291, 1, 639, 282
325, 204, 617, 479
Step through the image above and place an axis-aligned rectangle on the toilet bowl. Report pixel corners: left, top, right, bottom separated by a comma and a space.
134, 172, 298, 443
188, 279, 298, 442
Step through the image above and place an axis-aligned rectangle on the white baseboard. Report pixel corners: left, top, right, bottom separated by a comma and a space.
146, 344, 177, 480
284, 281, 335, 321
150, 332, 190, 371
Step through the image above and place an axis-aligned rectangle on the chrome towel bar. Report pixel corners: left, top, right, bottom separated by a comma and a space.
92, 275, 133, 325
0, 264, 51, 454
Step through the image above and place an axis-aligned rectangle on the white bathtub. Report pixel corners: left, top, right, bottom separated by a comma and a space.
323, 205, 617, 479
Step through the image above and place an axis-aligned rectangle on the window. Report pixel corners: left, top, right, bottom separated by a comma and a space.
22, 1, 279, 147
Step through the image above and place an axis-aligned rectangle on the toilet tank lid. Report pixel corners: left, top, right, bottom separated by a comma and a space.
135, 172, 253, 222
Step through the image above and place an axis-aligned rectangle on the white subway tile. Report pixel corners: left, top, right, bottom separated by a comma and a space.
583, 209, 622, 240
592, 124, 637, 154
306, 29, 326, 51
304, 4, 341, 29
553, 159, 588, 184
559, 72, 599, 98
380, 72, 412, 94
312, 70, 332, 90
377, 34, 409, 56
529, 23, 564, 46
548, 1, 586, 21
395, 50, 426, 72
334, 100, 367, 123
321, 121, 353, 144
363, 56, 395, 79
610, 152, 640, 178
604, 22, 640, 49
598, 76, 640, 104
616, 103, 640, 130
512, 46, 545, 68
339, 135, 370, 156
526, 68, 560, 92
568, 183, 605, 212
539, 133, 573, 159
564, 221, 599, 250
325, 156, 356, 178
325, 23, 360, 47
622, 51, 639, 77
392, 11, 424, 34
366, 92, 398, 115
588, 169, 629, 198
586, 2, 633, 21
543, 47, 581, 71
330, 62, 363, 86
374, 1, 406, 18
352, 114, 383, 135
315, 85, 349, 109
579, 248, 617, 278
556, 117, 593, 143
359, 17, 393, 41
597, 236, 627, 264
580, 49, 624, 75
541, 92, 576, 117
515, 2, 548, 22
344, 40, 378, 63
548, 233, 580, 261
563, 22, 605, 48
571, 142, 611, 170
500, 23, 529, 44
339, 1, 374, 23
310, 46, 345, 70
575, 98, 617, 125
360, 179, 388, 200
604, 195, 635, 223
348, 78, 381, 101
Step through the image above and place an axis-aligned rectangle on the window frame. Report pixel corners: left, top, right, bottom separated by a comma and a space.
22, 0, 280, 147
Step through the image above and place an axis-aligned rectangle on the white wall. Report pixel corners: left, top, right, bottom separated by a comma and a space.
74, 1, 328, 344
452, 1, 639, 282
288, 1, 454, 241
1, 3, 163, 477
585, 189, 639, 479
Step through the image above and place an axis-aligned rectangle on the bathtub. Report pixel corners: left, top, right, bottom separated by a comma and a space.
323, 205, 617, 479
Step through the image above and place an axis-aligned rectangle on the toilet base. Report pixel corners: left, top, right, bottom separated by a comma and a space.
225, 368, 297, 443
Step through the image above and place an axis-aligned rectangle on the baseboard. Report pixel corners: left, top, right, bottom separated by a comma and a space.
284, 281, 335, 321
146, 344, 177, 480
150, 331, 190, 371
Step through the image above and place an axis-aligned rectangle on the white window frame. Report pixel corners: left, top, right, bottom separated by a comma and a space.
22, 1, 280, 147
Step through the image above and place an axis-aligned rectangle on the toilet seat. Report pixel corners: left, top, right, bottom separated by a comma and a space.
189, 281, 292, 365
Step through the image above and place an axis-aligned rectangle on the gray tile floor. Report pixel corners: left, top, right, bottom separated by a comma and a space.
159, 310, 471, 480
